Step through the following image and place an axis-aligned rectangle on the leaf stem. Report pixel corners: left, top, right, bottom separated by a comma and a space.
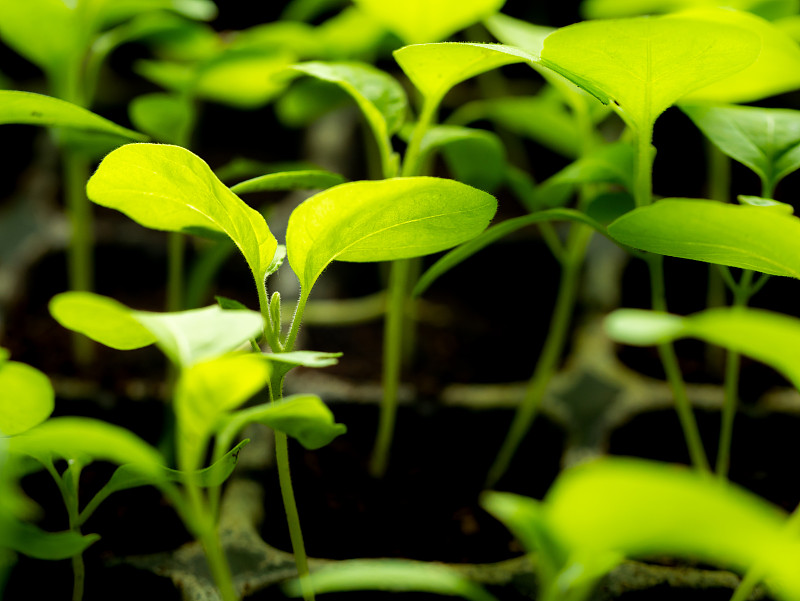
167, 232, 185, 311
486, 225, 592, 488
634, 121, 655, 208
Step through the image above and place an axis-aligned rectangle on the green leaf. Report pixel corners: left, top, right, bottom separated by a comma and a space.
605, 307, 800, 391
674, 8, 800, 103
738, 195, 794, 213
230, 170, 345, 194
539, 14, 761, 132
175, 354, 270, 471
222, 394, 346, 451
581, 0, 799, 20
50, 292, 264, 367
534, 141, 635, 208
284, 559, 498, 601
263, 350, 342, 381
5, 520, 99, 560
419, 125, 506, 192
498, 457, 800, 601
393, 43, 536, 107
9, 417, 163, 475
352, 0, 505, 43
0, 359, 54, 437
290, 61, 408, 138
88, 0, 218, 27
275, 77, 350, 127
287, 177, 497, 293
0, 90, 145, 140
681, 103, 800, 195
86, 143, 279, 285
49, 292, 157, 351
414, 209, 606, 296
607, 198, 800, 278
128, 92, 194, 145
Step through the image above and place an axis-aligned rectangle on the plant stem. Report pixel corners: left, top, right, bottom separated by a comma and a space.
63, 151, 94, 364
634, 122, 654, 208
167, 232, 185, 311
369, 257, 411, 477
486, 225, 592, 488
647, 253, 711, 473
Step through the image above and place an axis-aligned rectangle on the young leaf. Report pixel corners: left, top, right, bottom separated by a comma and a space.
86, 143, 279, 286
539, 14, 761, 132
174, 354, 270, 471
580, 0, 798, 20
230, 170, 345, 194
283, 559, 498, 601
605, 307, 800, 391
607, 199, 800, 278
488, 457, 800, 601
352, 0, 505, 44
738, 195, 794, 213
0, 90, 145, 140
0, 358, 54, 437
221, 394, 347, 451
5, 520, 100, 560
50, 292, 264, 367
671, 8, 800, 104
286, 177, 497, 293
9, 417, 164, 475
681, 103, 800, 195
394, 43, 536, 107
290, 61, 408, 139
419, 125, 506, 192
128, 92, 194, 145
262, 350, 342, 381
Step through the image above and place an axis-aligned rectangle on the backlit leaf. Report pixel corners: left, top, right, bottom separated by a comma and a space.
0, 90, 145, 140
286, 177, 497, 293
0, 359, 54, 437
352, 0, 506, 44
86, 143, 278, 285
539, 14, 761, 132
607, 199, 800, 278
230, 170, 345, 194
581, 0, 799, 20
681, 103, 800, 194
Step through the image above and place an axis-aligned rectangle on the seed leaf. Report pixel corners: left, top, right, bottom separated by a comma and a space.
539, 14, 761, 132
230, 170, 345, 194
394, 43, 536, 106
352, 0, 505, 44
673, 8, 800, 103
86, 143, 279, 285
9, 417, 164, 475
0, 359, 54, 437
50, 291, 264, 367
284, 559, 498, 601
287, 177, 497, 293
0, 90, 145, 140
605, 307, 800, 391
222, 393, 347, 451
291, 61, 408, 138
607, 199, 800, 278
681, 103, 800, 194
485, 457, 800, 601
175, 354, 270, 471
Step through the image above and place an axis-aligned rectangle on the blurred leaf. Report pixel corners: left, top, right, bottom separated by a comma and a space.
128, 92, 194, 145
275, 78, 350, 127
5, 520, 99, 560
420, 125, 506, 192
230, 170, 345, 194
287, 177, 497, 293
738, 195, 794, 213
581, 0, 799, 20
352, 0, 506, 43
0, 359, 54, 437
608, 198, 800, 278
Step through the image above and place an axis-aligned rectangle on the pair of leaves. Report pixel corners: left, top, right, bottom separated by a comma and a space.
605, 306, 800, 391
484, 458, 800, 601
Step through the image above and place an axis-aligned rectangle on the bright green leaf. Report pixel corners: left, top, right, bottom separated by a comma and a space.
0, 90, 145, 140
230, 170, 345, 194
90, 0, 218, 27
222, 394, 346, 451
86, 143, 278, 285
394, 43, 536, 107
420, 125, 506, 192
674, 8, 800, 103
681, 103, 800, 195
352, 0, 506, 44
581, 0, 799, 19
607, 199, 800, 278
605, 307, 800, 391
284, 559, 498, 601
175, 354, 270, 471
9, 417, 164, 475
128, 92, 194, 145
287, 177, 497, 293
291, 61, 408, 137
539, 14, 761, 132
738, 195, 794, 213
0, 360, 54, 437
